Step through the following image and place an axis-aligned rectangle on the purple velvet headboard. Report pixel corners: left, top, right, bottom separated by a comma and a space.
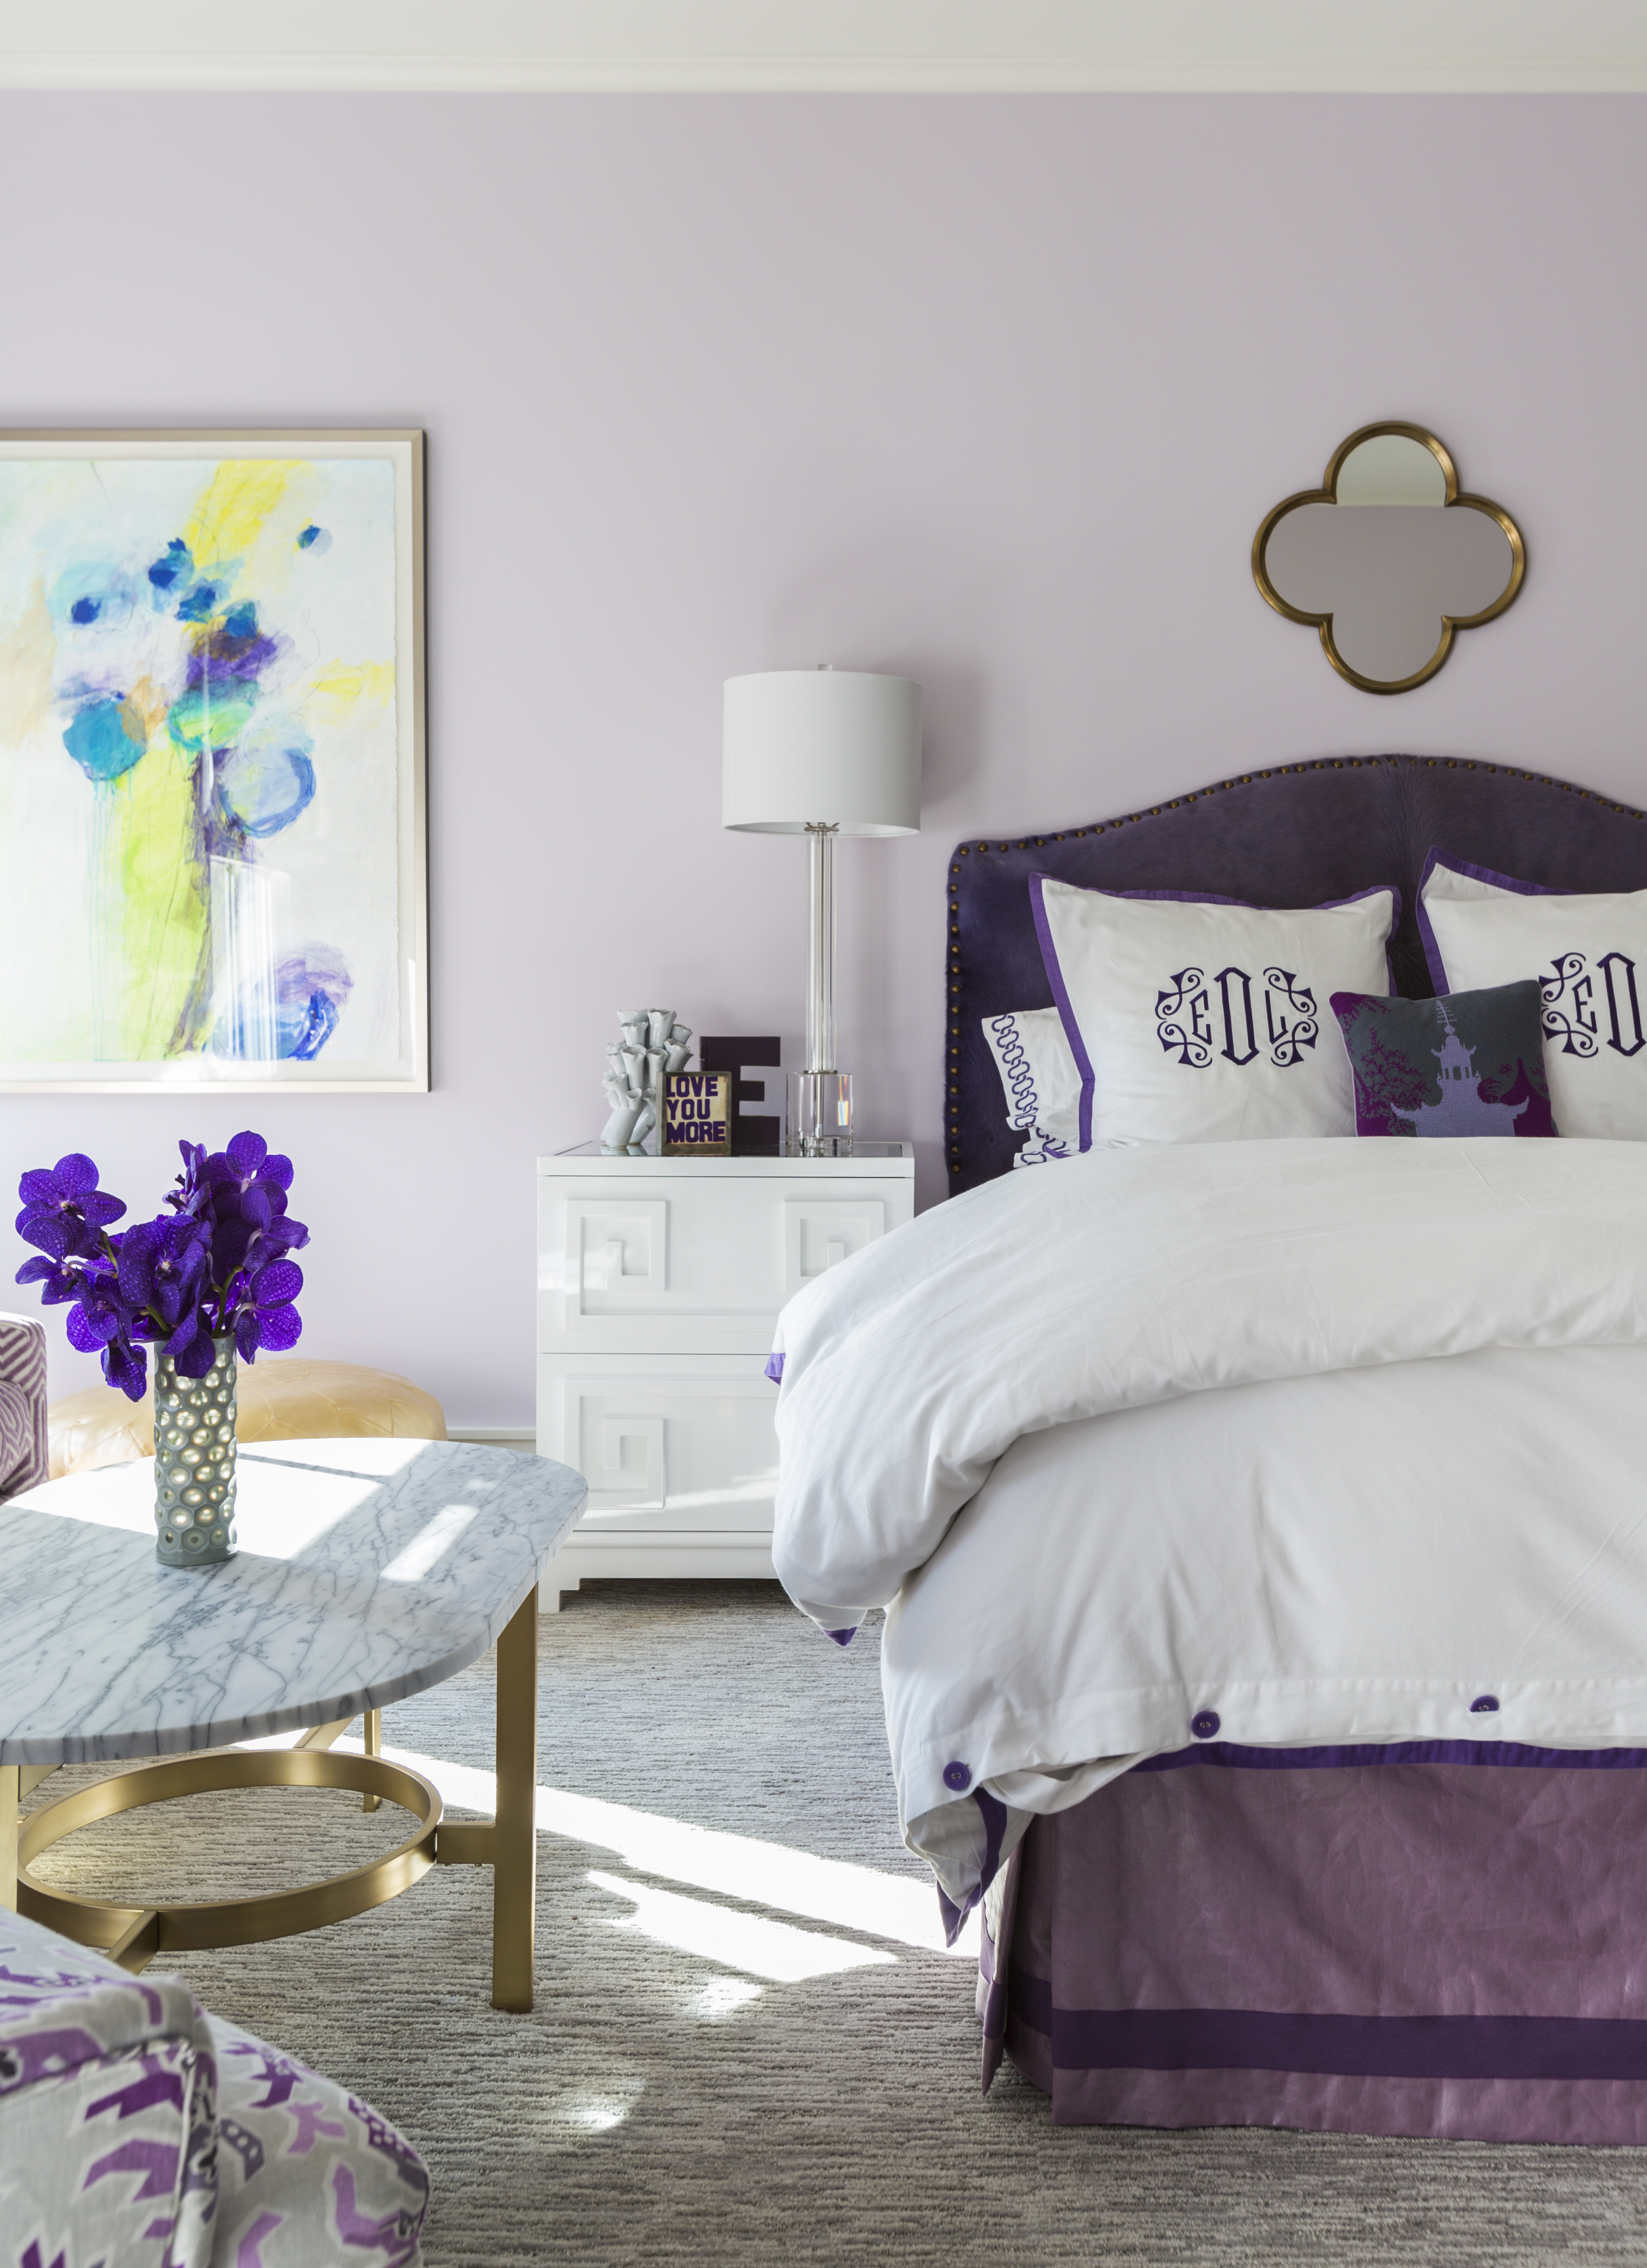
945, 754, 1647, 1195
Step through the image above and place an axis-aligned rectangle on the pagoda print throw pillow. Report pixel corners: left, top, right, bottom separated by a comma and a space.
1329, 980, 1556, 1138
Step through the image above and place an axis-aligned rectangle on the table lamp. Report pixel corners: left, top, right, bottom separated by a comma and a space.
723, 667, 922, 1154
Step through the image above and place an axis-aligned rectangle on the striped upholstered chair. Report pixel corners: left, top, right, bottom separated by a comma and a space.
0, 1311, 48, 1500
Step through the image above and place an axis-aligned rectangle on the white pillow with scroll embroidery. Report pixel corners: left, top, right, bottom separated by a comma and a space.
1419, 848, 1647, 1137
981, 1006, 1081, 1165
1030, 876, 1398, 1147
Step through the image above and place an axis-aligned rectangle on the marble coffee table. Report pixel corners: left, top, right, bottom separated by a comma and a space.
0, 1438, 586, 2011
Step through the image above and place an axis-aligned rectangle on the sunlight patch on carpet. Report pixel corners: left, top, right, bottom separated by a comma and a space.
588, 1870, 897, 1982
694, 1975, 764, 2019
313, 1735, 979, 1957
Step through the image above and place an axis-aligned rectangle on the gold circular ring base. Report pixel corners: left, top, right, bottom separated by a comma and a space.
17, 1747, 443, 1960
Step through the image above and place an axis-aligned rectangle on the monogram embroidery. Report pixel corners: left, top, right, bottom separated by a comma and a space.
1263, 968, 1319, 1067
1599, 951, 1646, 1057
1540, 949, 1644, 1059
1155, 969, 1214, 1067
1214, 967, 1259, 1066
1155, 967, 1319, 1070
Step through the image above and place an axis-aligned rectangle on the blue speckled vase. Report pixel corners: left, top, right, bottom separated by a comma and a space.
153, 1333, 239, 1566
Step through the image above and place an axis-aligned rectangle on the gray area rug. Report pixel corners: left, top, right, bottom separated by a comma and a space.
23, 1582, 1647, 2266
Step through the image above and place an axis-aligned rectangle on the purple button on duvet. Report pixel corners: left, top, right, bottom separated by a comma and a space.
1470, 1694, 1501, 1714
1191, 1710, 1221, 1740
943, 1761, 971, 1792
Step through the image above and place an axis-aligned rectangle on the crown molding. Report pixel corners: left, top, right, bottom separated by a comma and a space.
2, 2, 1644, 96
3, 51, 1646, 93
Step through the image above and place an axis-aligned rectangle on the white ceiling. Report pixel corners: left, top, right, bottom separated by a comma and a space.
2, 0, 1644, 91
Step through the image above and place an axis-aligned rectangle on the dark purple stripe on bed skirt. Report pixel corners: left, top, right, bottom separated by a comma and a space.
1135, 1739, 1647, 1774
1008, 1968, 1647, 2081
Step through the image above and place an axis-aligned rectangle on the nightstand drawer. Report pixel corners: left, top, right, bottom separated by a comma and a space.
538, 1174, 911, 1352
537, 1353, 781, 1533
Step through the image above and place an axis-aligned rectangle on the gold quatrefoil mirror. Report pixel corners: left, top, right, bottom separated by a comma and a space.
1253, 423, 1526, 693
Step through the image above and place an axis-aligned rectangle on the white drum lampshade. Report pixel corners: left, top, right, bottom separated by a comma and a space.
722, 668, 922, 1153
722, 670, 922, 835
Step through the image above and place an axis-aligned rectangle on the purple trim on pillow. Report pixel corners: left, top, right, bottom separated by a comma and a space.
763, 1352, 784, 1385
1004, 1976, 1647, 2081
1134, 1739, 1647, 1773
1027, 877, 1401, 1154
1095, 886, 1249, 907
825, 1627, 857, 1647
1029, 874, 1095, 1152
1416, 845, 1554, 990
1098, 882, 1402, 926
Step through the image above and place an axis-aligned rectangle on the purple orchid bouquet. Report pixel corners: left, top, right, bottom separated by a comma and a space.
13, 1132, 309, 1402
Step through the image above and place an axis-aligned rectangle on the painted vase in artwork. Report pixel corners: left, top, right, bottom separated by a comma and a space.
153, 1335, 239, 1566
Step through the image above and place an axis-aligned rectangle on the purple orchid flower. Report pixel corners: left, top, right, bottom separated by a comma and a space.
204, 1130, 295, 1203
119, 1217, 212, 1351
234, 1256, 304, 1360
55, 1257, 148, 1399
61, 1266, 127, 1350
15, 1153, 126, 1260
14, 1253, 86, 1306
13, 1132, 310, 1400
101, 1335, 149, 1400
165, 1140, 210, 1217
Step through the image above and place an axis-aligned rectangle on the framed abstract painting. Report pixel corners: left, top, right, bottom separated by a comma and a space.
0, 429, 427, 1091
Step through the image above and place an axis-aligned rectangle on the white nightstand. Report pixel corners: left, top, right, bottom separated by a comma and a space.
536, 1141, 915, 1605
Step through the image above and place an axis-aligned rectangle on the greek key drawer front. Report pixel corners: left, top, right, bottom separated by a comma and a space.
565, 1201, 669, 1316
540, 1176, 908, 1351
783, 1199, 886, 1298
541, 1358, 779, 1532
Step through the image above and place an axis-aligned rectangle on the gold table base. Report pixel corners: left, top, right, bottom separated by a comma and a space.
2, 1584, 541, 2011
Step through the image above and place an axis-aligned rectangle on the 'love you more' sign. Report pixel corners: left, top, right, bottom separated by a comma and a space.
662, 1070, 730, 1154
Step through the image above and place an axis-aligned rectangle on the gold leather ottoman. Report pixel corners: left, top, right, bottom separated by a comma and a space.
49, 1357, 447, 1480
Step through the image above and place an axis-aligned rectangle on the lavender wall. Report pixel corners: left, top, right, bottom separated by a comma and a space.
2, 92, 1644, 1419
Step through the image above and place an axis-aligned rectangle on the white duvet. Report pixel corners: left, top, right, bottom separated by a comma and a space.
769, 1140, 1647, 1910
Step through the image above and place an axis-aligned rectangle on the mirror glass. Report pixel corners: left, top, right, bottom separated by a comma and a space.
1254, 426, 1524, 692
1333, 432, 1447, 507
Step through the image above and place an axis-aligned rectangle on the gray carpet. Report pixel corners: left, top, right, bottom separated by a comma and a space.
22, 1583, 1647, 2266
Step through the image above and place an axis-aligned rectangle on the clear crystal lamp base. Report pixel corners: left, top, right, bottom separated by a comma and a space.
785, 822, 856, 1156
789, 1070, 854, 1157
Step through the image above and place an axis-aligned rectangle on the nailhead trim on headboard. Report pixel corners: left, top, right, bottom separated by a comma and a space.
944, 755, 1647, 1194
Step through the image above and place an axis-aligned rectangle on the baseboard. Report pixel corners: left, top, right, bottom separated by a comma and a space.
447, 1426, 537, 1454
546, 1530, 777, 1603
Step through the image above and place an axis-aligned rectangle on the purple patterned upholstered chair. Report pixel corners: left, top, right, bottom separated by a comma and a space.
0, 1312, 47, 1502
0, 1905, 429, 2266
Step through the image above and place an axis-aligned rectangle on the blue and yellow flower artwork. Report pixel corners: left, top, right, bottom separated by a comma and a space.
0, 434, 424, 1089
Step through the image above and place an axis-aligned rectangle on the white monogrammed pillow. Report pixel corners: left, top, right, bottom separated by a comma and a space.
981, 1006, 1081, 1165
1030, 877, 1398, 1147
1419, 849, 1647, 1138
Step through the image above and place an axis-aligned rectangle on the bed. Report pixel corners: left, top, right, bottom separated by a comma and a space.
770, 753, 1647, 2144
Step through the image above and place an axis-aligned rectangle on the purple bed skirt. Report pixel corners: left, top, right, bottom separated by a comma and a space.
979, 1741, 1647, 2143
